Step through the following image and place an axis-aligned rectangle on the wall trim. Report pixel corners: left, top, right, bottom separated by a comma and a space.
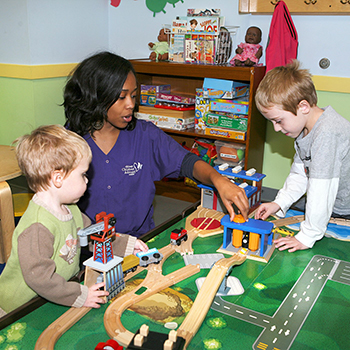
0, 63, 76, 79
312, 75, 350, 94
0, 63, 349, 93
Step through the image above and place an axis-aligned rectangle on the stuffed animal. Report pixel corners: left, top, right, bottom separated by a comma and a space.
148, 29, 170, 61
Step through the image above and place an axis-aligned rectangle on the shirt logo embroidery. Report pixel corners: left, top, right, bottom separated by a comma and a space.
122, 162, 143, 176
60, 234, 78, 265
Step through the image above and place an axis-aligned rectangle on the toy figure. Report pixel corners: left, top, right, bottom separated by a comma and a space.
230, 26, 263, 67
148, 28, 170, 61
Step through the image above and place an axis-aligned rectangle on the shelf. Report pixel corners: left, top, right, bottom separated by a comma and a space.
131, 59, 262, 82
130, 59, 267, 202
239, 0, 350, 14
159, 127, 246, 144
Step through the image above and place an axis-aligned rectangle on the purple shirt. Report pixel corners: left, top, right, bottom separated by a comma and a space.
79, 120, 188, 237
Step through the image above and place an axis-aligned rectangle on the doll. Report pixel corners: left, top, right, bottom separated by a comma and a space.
230, 26, 263, 67
148, 29, 170, 61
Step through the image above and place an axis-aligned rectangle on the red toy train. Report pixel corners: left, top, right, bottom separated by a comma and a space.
170, 228, 188, 246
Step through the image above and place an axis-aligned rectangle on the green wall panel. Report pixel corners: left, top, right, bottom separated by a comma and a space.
262, 90, 350, 189
0, 77, 66, 145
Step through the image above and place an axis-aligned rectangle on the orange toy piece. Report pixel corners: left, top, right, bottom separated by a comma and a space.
248, 232, 260, 251
232, 214, 246, 248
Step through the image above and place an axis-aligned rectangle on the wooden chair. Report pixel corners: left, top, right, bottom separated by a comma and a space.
0, 146, 22, 263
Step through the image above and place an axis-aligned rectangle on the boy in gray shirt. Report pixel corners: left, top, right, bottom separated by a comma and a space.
254, 60, 350, 252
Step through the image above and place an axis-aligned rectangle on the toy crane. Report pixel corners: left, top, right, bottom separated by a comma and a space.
78, 212, 117, 264
77, 212, 125, 302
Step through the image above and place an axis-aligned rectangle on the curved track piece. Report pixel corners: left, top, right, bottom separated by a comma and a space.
35, 259, 150, 350
35, 307, 91, 350
272, 215, 304, 228
104, 262, 201, 347
177, 253, 246, 349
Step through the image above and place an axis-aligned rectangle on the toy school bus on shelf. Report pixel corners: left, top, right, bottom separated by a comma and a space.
136, 248, 163, 267
170, 228, 188, 245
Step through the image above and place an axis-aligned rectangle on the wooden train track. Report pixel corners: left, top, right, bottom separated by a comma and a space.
271, 215, 305, 228
103, 253, 246, 349
35, 306, 91, 350
34, 206, 246, 349
34, 244, 192, 350
173, 206, 225, 255
176, 253, 246, 349
34, 260, 149, 350
104, 256, 201, 346
272, 215, 350, 228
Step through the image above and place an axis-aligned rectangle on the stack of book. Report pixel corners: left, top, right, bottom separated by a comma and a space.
168, 9, 225, 65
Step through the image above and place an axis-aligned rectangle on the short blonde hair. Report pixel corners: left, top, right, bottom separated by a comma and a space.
255, 60, 318, 115
15, 124, 92, 192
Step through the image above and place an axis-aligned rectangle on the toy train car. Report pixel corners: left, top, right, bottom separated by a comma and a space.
136, 248, 163, 267
122, 254, 140, 275
170, 228, 188, 246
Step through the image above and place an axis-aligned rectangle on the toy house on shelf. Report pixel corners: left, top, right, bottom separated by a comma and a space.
198, 165, 265, 214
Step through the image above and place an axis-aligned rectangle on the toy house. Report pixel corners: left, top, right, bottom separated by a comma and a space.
198, 165, 265, 214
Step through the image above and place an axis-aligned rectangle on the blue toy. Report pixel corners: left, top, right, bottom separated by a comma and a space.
221, 215, 274, 257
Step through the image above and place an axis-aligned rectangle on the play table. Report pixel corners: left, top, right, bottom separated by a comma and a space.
0, 204, 349, 350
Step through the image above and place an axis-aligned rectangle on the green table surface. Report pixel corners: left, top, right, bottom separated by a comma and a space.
1, 214, 350, 350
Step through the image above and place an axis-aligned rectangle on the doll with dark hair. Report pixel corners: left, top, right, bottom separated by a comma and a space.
230, 26, 263, 67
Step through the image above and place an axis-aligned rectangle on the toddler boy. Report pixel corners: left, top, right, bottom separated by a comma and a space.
254, 60, 350, 252
0, 125, 147, 316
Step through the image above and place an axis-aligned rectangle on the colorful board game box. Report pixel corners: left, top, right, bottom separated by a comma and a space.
140, 84, 171, 95
156, 93, 195, 105
204, 127, 246, 140
205, 112, 248, 131
136, 106, 195, 130
203, 78, 249, 99
195, 88, 210, 130
140, 84, 171, 106
210, 99, 249, 115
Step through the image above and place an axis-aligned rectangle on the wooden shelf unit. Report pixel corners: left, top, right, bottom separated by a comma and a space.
239, 0, 350, 14
130, 59, 267, 202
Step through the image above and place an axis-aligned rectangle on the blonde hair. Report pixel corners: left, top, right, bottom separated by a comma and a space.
15, 124, 92, 192
255, 60, 318, 115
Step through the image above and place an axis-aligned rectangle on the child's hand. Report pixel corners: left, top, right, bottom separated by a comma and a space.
83, 282, 109, 308
133, 239, 148, 255
273, 236, 309, 253
255, 202, 280, 220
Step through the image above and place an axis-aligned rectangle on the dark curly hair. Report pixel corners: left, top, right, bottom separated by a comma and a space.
63, 51, 137, 136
